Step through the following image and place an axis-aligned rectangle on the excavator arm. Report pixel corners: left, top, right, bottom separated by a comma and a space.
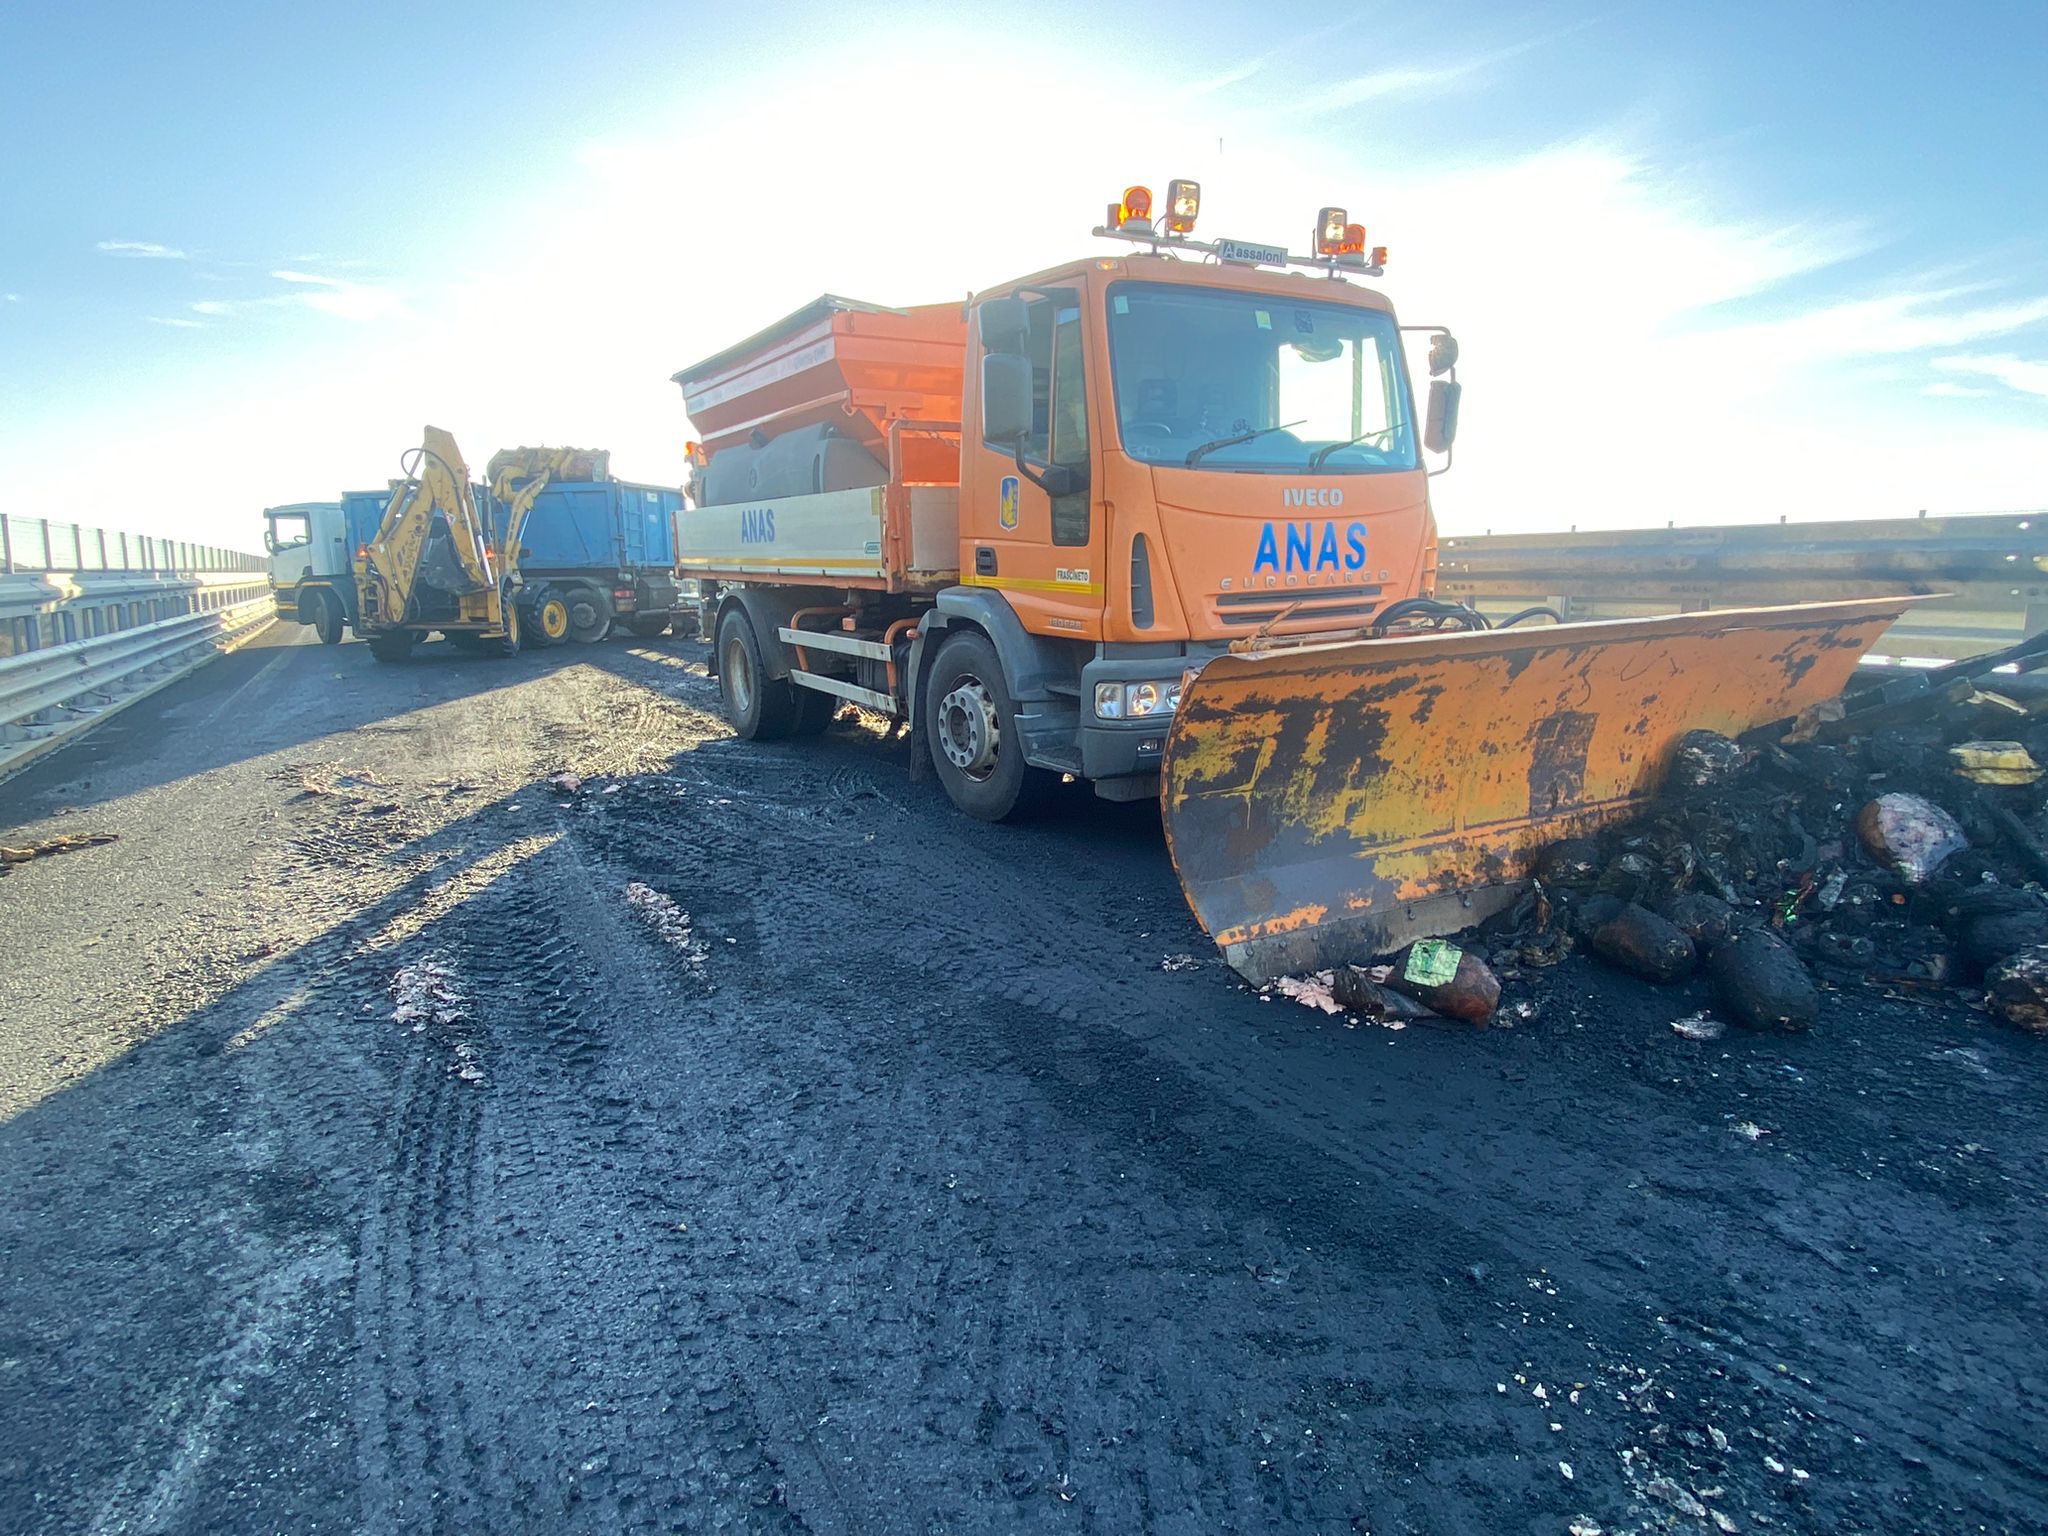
365, 427, 497, 622
485, 446, 609, 565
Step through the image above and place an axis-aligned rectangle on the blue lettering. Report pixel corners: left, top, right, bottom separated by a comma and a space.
1285, 522, 1312, 573
740, 508, 778, 544
1316, 523, 1340, 572
1344, 522, 1368, 571
1253, 522, 1279, 573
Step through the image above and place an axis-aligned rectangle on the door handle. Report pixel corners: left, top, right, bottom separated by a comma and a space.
974, 546, 997, 576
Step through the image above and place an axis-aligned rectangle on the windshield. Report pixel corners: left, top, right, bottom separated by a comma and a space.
1106, 282, 1418, 474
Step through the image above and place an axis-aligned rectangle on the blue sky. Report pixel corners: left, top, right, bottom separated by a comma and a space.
2, 0, 2044, 548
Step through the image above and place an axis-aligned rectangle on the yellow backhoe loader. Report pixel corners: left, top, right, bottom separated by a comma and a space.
354, 427, 527, 662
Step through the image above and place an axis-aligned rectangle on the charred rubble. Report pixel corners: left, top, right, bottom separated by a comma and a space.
1488, 689, 2048, 1033
1286, 670, 2048, 1036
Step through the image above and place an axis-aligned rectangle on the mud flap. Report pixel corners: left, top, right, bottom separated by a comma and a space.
1161, 597, 1921, 983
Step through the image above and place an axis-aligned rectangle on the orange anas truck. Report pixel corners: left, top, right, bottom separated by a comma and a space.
673, 182, 1914, 981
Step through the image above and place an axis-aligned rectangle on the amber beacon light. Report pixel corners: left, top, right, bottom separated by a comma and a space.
1314, 206, 1348, 256
1113, 185, 1154, 231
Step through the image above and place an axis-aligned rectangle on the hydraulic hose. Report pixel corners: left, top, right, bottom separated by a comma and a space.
1371, 597, 1491, 633
1495, 605, 1564, 628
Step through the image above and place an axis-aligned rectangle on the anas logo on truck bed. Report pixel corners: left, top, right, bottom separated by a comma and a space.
739, 508, 777, 544
1254, 519, 1368, 575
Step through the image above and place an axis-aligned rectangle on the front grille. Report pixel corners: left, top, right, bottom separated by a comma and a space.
1213, 586, 1384, 627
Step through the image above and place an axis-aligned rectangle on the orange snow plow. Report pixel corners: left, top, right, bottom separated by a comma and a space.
1161, 596, 1921, 982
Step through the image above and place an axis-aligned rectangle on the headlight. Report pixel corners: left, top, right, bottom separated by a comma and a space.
1094, 680, 1181, 720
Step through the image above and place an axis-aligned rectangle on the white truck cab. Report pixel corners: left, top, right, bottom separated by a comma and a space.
264, 502, 353, 644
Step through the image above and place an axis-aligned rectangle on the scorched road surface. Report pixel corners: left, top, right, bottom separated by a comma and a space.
1, 622, 2042, 1535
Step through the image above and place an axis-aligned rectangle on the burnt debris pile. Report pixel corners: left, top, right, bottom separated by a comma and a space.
1494, 677, 2048, 1033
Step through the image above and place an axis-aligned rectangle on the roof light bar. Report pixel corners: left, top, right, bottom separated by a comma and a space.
1091, 184, 1386, 278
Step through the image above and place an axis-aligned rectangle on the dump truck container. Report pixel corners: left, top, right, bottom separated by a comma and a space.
489, 478, 687, 639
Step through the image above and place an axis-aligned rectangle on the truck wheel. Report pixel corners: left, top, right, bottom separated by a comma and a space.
368, 630, 416, 664
716, 609, 799, 740
627, 614, 671, 639
529, 587, 572, 647
924, 631, 1053, 821
569, 587, 613, 643
793, 687, 838, 736
311, 590, 344, 645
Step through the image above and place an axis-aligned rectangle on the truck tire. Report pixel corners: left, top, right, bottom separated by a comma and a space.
569, 586, 613, 643
794, 688, 837, 736
311, 590, 344, 645
528, 587, 572, 647
368, 630, 416, 664
924, 630, 1053, 821
627, 614, 671, 639
716, 608, 800, 740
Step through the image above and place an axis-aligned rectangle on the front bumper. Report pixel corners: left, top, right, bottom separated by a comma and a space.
1076, 653, 1184, 778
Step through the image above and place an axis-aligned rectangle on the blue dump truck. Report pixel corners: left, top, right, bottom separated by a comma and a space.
266, 447, 691, 649
488, 470, 689, 642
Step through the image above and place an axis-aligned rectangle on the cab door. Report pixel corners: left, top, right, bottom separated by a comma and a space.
964, 288, 1103, 638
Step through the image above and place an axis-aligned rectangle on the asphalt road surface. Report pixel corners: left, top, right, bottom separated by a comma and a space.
2, 620, 2043, 1535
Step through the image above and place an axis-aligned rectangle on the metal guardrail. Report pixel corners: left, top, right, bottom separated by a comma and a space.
1436, 510, 2048, 661
0, 597, 273, 780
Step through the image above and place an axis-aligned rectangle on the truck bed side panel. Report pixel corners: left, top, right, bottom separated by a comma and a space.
497, 482, 683, 574
680, 488, 888, 583
680, 487, 963, 588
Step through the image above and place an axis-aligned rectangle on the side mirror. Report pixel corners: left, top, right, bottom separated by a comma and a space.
1425, 379, 1462, 454
978, 296, 1029, 355
981, 352, 1032, 446
1428, 333, 1460, 376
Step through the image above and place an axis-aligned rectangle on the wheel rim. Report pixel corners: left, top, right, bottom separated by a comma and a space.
937, 675, 1001, 780
724, 633, 755, 715
541, 600, 568, 641
569, 593, 607, 640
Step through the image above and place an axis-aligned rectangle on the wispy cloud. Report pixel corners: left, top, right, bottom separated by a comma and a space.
149, 316, 207, 329
175, 270, 402, 325
1932, 352, 2048, 399
1693, 287, 2048, 369
97, 239, 187, 259
1180, 16, 1365, 98
2, 292, 19, 303
1922, 380, 1993, 398
270, 269, 403, 321
1293, 33, 1555, 117
1299, 61, 1488, 113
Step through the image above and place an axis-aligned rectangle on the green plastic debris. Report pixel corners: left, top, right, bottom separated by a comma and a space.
1404, 938, 1463, 987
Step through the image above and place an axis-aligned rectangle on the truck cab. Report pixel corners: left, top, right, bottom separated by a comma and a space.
263, 501, 352, 644
960, 251, 1444, 791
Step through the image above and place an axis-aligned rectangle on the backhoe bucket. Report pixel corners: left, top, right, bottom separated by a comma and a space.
1161, 597, 1920, 983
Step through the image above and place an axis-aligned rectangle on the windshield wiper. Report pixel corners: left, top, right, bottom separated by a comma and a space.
1184, 419, 1306, 468
1307, 424, 1399, 470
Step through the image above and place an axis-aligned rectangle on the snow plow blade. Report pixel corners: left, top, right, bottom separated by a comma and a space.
1161, 597, 1922, 983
